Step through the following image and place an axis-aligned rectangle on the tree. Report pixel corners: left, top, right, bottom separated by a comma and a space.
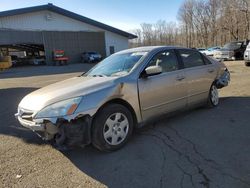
129, 0, 250, 48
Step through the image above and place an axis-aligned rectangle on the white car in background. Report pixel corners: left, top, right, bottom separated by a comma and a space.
203, 47, 221, 57
197, 48, 206, 53
244, 44, 250, 66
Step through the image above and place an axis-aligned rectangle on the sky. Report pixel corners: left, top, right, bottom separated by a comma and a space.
0, 0, 184, 32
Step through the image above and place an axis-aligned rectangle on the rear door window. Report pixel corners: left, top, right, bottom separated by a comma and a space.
178, 49, 205, 68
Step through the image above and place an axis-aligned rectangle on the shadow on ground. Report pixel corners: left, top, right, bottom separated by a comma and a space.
0, 63, 94, 79
61, 96, 250, 188
0, 87, 44, 145
1, 87, 250, 187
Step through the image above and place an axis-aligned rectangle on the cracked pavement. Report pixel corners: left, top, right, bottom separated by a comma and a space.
0, 61, 250, 188
138, 123, 249, 188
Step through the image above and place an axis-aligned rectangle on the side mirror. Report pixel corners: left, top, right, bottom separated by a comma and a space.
144, 65, 162, 77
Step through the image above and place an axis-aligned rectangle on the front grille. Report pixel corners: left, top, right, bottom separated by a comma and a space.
21, 115, 33, 122
222, 52, 229, 56
19, 108, 34, 121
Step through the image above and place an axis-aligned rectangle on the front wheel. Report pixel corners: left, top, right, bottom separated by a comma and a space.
207, 84, 219, 107
92, 104, 134, 151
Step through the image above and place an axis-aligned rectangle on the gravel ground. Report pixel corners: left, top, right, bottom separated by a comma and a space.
0, 61, 250, 188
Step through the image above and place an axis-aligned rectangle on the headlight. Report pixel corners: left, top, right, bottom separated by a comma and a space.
35, 97, 82, 118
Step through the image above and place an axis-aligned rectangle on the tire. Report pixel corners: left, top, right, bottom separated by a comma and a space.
245, 62, 250, 66
83, 57, 89, 63
207, 83, 219, 107
87, 57, 91, 63
92, 104, 134, 151
234, 52, 242, 61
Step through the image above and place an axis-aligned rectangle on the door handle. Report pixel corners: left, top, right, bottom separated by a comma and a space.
208, 69, 215, 73
176, 76, 185, 81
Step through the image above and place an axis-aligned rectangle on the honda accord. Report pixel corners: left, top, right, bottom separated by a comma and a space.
15, 46, 230, 151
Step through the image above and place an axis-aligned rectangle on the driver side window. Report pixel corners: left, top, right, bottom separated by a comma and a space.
147, 50, 179, 73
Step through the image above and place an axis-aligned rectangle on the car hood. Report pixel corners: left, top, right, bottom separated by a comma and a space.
204, 50, 213, 54
19, 76, 117, 111
217, 48, 234, 52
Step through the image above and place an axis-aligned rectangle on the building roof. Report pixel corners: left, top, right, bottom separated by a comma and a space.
0, 3, 137, 39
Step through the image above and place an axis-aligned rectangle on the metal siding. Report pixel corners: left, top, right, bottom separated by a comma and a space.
0, 30, 105, 64
0, 11, 101, 32
0, 4, 137, 38
105, 31, 129, 56
0, 30, 43, 44
43, 31, 106, 64
0, 10, 130, 54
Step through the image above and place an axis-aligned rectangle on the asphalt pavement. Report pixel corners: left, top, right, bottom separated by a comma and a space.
0, 62, 250, 188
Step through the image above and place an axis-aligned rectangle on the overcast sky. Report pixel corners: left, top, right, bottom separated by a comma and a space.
0, 0, 184, 31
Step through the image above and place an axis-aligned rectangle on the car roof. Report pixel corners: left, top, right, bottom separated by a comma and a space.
117, 46, 190, 54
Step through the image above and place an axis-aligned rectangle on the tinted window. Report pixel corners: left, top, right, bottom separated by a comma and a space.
179, 49, 205, 68
147, 50, 179, 73
203, 55, 212, 65
223, 42, 242, 50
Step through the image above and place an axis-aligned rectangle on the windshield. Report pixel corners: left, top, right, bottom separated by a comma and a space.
223, 42, 242, 50
84, 52, 147, 77
208, 47, 220, 51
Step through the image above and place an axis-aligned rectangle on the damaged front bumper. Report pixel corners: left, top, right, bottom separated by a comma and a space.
15, 115, 45, 131
15, 110, 92, 146
15, 108, 60, 135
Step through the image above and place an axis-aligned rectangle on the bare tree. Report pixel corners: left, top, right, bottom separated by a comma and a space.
130, 0, 250, 48
141, 23, 153, 46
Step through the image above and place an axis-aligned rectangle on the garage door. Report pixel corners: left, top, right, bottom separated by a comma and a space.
0, 30, 106, 64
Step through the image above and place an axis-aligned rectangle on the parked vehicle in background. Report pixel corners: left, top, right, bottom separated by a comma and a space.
214, 41, 249, 60
203, 46, 221, 57
244, 44, 250, 66
11, 55, 24, 66
28, 56, 46, 65
81, 51, 102, 63
197, 48, 206, 53
15, 46, 230, 151
53, 50, 68, 66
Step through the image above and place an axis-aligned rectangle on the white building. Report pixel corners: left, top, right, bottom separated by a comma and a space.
0, 3, 137, 64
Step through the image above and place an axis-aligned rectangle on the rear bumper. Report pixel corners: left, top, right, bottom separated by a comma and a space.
244, 51, 250, 62
216, 69, 230, 88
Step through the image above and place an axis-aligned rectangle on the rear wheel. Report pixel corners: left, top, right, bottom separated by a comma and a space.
207, 84, 219, 107
92, 104, 134, 151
